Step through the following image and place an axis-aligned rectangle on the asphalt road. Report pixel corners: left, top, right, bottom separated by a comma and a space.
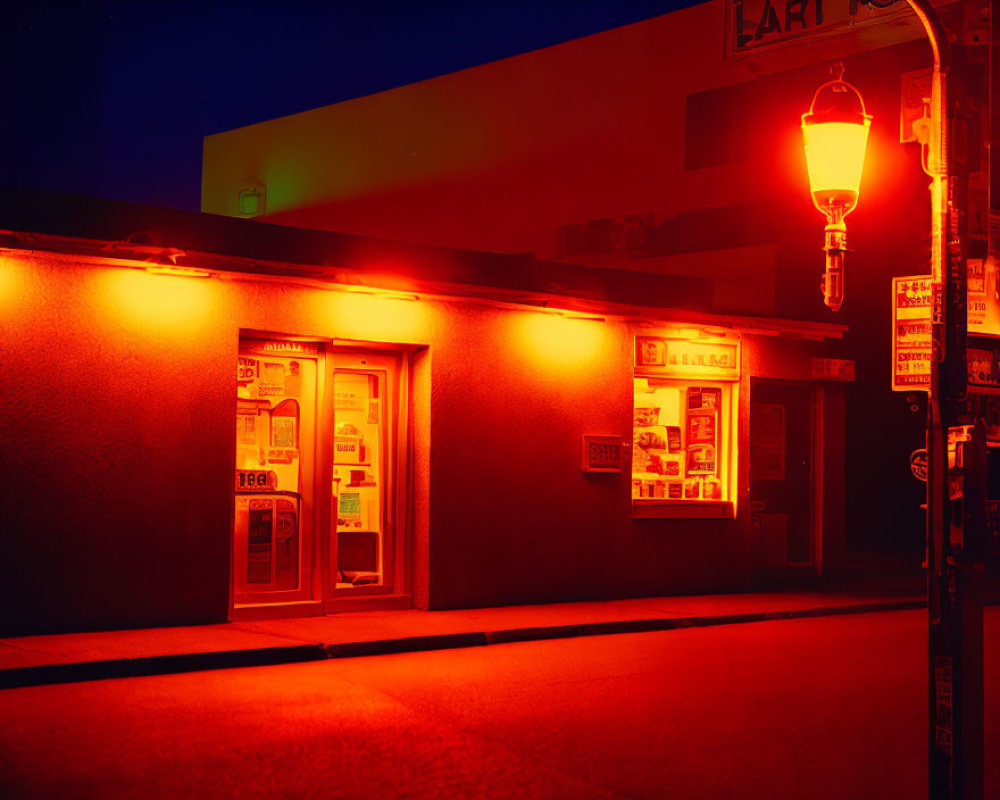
0, 609, 996, 799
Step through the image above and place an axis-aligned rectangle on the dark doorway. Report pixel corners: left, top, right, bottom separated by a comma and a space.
750, 381, 817, 573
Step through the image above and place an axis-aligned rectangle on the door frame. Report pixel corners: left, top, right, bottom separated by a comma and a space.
231, 334, 412, 620
749, 378, 823, 575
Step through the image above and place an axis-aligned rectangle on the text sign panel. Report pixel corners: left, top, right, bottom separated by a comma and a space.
892, 276, 932, 392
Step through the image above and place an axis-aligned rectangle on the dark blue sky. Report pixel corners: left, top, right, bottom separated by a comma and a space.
5, 1, 700, 211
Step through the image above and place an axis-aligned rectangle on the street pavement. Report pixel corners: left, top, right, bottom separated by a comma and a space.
0, 608, 996, 799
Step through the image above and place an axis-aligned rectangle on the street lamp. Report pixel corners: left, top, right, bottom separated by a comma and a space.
799, 4, 986, 796
801, 64, 871, 312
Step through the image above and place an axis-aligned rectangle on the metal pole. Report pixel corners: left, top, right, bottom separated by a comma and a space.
904, 1, 984, 796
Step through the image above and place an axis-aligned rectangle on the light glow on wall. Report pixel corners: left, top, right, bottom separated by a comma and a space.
329, 290, 428, 342
0, 257, 24, 308
515, 312, 607, 369
99, 267, 214, 330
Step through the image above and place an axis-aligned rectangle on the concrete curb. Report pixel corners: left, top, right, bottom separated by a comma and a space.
0, 598, 931, 690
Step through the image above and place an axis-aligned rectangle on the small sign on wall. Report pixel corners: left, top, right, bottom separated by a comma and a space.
582, 435, 624, 473
811, 357, 855, 381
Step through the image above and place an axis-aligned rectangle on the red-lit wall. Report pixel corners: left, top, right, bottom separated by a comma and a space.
200, 3, 964, 564
201, 1, 944, 319
0, 253, 843, 634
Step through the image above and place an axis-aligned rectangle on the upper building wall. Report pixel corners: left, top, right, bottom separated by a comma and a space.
201, 0, 968, 315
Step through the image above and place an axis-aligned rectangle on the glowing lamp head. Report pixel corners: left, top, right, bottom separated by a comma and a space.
801, 74, 871, 219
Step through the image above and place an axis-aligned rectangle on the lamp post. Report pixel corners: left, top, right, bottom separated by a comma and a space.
801, 3, 984, 797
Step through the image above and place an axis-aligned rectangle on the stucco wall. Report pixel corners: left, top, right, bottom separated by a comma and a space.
0, 255, 234, 634
0, 253, 814, 634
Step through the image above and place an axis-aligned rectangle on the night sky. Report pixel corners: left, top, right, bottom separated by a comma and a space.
4, 1, 700, 212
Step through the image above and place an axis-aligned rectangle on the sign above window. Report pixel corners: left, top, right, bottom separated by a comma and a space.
635, 336, 740, 381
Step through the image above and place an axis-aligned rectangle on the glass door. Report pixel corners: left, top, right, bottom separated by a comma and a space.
234, 340, 318, 604
329, 349, 401, 597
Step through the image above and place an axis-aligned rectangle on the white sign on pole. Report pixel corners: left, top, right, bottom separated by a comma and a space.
892, 276, 932, 391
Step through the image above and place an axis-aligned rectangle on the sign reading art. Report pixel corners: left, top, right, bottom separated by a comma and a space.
725, 0, 912, 57
892, 276, 932, 392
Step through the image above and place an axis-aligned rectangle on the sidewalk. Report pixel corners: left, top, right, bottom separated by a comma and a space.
0, 580, 939, 690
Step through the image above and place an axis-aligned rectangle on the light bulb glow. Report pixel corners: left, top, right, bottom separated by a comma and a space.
802, 120, 870, 209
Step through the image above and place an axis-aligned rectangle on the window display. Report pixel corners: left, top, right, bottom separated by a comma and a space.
632, 332, 739, 507
632, 379, 732, 502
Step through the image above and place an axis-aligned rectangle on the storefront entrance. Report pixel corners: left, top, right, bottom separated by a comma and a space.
234, 339, 406, 614
750, 381, 818, 573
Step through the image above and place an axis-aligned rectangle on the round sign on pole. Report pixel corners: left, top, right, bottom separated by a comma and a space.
910, 448, 928, 482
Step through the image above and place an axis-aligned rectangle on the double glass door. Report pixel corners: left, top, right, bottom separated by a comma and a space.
233, 339, 402, 608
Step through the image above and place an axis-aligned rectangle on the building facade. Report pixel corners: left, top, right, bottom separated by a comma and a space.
0, 191, 844, 635
202, 0, 994, 567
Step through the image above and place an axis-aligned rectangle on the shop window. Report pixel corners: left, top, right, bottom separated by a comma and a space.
633, 334, 739, 513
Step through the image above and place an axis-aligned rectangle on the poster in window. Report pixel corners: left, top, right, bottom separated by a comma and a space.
700, 388, 721, 410
687, 412, 717, 444
636, 337, 667, 367
238, 357, 259, 387
634, 407, 660, 427
237, 414, 257, 445
688, 387, 703, 409
260, 362, 287, 396
271, 417, 297, 448
636, 428, 668, 451
270, 399, 300, 448
666, 426, 682, 452
247, 500, 273, 583
334, 390, 361, 410
284, 362, 302, 398
687, 445, 717, 475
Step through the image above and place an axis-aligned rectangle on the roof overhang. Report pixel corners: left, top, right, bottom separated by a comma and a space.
0, 187, 845, 341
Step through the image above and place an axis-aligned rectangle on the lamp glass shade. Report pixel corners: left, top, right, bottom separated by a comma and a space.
801, 119, 870, 212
